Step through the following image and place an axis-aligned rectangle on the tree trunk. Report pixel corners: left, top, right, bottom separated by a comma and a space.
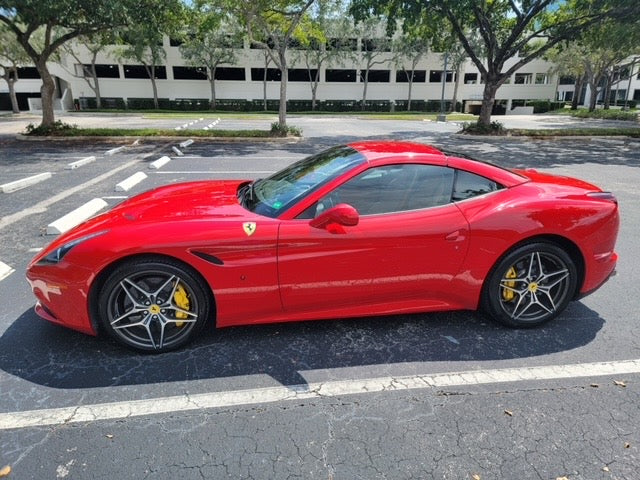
361, 70, 368, 111
151, 77, 159, 109
8, 76, 20, 113
570, 75, 584, 110
94, 78, 102, 109
278, 50, 287, 128
587, 79, 599, 112
36, 60, 56, 127
90, 64, 102, 109
478, 81, 499, 125
450, 65, 461, 112
263, 56, 268, 111
210, 67, 217, 110
407, 77, 413, 112
603, 71, 612, 109
310, 68, 320, 111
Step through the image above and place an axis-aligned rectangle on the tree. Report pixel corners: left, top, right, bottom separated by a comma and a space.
61, 33, 116, 109
575, 19, 640, 111
180, 8, 240, 110
292, 5, 356, 110
0, 0, 182, 127
357, 18, 394, 110
0, 22, 31, 113
351, 0, 640, 125
393, 32, 430, 111
216, 0, 318, 130
545, 43, 587, 109
116, 24, 171, 110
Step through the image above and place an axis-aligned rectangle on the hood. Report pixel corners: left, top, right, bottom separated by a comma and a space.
111, 179, 250, 222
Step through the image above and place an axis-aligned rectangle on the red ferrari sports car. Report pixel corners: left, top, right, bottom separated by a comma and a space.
26, 141, 619, 352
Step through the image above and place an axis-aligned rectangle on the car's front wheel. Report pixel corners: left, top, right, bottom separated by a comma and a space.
482, 242, 578, 327
98, 258, 211, 353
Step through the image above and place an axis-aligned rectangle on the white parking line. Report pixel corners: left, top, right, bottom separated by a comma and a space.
0, 172, 52, 193
0, 261, 14, 281
0, 158, 142, 232
1, 359, 638, 431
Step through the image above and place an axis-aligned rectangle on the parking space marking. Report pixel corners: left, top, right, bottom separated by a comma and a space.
1, 358, 638, 431
0, 172, 52, 193
0, 261, 14, 281
0, 157, 142, 232
46, 198, 109, 235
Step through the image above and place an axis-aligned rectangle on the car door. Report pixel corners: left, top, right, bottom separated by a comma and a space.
277, 164, 470, 315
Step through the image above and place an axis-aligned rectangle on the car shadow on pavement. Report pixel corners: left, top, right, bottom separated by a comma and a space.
0, 301, 604, 390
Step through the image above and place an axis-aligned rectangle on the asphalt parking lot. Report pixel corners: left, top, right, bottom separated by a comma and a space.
0, 113, 639, 479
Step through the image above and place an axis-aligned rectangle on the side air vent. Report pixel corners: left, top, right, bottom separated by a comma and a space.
191, 251, 224, 265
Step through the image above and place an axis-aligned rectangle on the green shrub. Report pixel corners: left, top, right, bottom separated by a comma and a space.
572, 108, 638, 121
460, 121, 506, 135
25, 121, 77, 136
270, 122, 302, 137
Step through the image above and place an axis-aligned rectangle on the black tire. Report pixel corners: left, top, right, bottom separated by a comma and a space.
98, 258, 210, 353
482, 242, 577, 328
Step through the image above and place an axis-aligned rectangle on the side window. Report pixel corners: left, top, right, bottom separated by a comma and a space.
452, 170, 501, 201
300, 164, 454, 218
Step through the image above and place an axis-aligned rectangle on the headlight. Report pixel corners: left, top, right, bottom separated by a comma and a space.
36, 230, 109, 265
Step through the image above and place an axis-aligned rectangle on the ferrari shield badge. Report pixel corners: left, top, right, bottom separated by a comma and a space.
243, 222, 257, 236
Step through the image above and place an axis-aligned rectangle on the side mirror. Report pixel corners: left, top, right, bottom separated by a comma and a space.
309, 203, 359, 231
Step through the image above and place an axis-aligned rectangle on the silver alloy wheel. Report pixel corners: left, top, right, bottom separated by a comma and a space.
100, 259, 209, 352
498, 250, 572, 323
482, 242, 578, 328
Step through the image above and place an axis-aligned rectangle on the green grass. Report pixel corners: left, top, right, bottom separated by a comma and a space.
547, 107, 639, 121
26, 127, 282, 138
507, 127, 640, 137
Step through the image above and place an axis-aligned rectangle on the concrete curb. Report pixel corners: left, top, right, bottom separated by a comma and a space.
149, 156, 171, 169
105, 146, 126, 156
66, 156, 97, 170
14, 134, 302, 143
115, 172, 147, 192
46, 198, 108, 235
458, 133, 640, 143
1, 172, 52, 193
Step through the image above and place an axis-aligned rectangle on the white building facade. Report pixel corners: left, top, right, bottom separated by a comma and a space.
4, 35, 636, 113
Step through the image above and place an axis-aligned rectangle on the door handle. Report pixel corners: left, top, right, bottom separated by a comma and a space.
445, 230, 466, 242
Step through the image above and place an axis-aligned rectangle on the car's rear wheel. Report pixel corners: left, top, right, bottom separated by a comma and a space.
98, 258, 210, 353
482, 242, 577, 327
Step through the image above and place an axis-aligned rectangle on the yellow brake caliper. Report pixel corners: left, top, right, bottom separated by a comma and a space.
502, 267, 518, 301
173, 283, 190, 327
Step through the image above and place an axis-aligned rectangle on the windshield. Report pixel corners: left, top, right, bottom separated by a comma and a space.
240, 145, 366, 217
